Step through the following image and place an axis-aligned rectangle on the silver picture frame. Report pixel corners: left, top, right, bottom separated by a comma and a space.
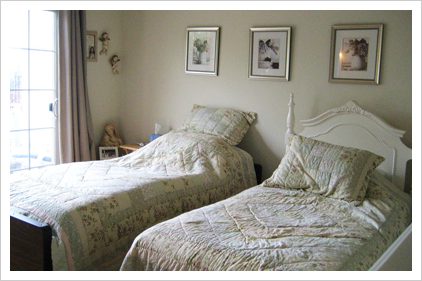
185, 27, 220, 76
329, 24, 383, 85
248, 27, 291, 81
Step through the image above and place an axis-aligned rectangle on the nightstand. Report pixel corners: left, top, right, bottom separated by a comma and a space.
120, 144, 141, 155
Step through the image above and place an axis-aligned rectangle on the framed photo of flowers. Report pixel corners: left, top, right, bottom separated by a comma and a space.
249, 27, 291, 81
185, 27, 220, 76
329, 24, 383, 84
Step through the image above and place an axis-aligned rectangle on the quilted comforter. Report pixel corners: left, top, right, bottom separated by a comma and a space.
10, 131, 256, 270
120, 172, 411, 271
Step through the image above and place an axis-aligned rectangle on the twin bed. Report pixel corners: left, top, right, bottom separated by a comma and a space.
10, 95, 411, 271
10, 105, 258, 270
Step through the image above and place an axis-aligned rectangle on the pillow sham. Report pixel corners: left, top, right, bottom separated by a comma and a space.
181, 104, 257, 145
263, 134, 385, 204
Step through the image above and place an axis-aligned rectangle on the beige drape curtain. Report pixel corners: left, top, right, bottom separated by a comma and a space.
58, 11, 95, 163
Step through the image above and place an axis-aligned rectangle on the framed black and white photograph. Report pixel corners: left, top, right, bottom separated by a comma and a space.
185, 27, 220, 76
249, 27, 291, 81
329, 24, 383, 84
86, 31, 98, 62
99, 146, 118, 160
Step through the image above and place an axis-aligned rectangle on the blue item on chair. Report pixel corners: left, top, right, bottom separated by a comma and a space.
149, 134, 161, 142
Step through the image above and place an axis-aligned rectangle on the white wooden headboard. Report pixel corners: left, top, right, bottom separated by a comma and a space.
285, 93, 411, 190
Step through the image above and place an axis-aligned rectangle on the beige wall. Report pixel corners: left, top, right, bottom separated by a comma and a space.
86, 11, 123, 148
94, 10, 411, 179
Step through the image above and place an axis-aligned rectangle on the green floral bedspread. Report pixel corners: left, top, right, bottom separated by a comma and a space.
10, 131, 256, 270
120, 172, 411, 271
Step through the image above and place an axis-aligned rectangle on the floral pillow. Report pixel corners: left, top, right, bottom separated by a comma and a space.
181, 104, 257, 145
263, 134, 385, 204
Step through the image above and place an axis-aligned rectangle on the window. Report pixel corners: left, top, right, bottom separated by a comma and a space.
8, 10, 58, 172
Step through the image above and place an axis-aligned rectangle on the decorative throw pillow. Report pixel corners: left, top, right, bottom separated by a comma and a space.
181, 104, 257, 145
263, 134, 385, 204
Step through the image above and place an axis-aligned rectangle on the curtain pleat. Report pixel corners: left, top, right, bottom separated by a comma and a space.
58, 11, 95, 163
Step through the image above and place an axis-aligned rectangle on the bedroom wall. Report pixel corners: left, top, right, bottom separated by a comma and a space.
86, 11, 123, 150
118, 10, 412, 180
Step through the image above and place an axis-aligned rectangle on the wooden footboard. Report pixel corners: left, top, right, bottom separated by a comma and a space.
10, 213, 52, 271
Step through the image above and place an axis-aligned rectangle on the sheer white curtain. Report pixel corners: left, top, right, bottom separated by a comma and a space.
58, 11, 95, 163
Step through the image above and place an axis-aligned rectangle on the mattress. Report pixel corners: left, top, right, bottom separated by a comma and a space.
120, 172, 411, 271
10, 130, 256, 270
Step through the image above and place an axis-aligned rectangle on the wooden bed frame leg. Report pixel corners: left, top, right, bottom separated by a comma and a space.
10, 213, 52, 271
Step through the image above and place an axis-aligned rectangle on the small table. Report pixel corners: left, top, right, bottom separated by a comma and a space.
120, 144, 141, 155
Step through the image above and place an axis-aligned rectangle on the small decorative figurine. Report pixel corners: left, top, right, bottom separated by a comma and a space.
100, 123, 123, 147
110, 54, 121, 74
99, 32, 110, 55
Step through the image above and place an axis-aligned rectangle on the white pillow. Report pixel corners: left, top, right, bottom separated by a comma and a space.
263, 135, 385, 204
181, 105, 257, 145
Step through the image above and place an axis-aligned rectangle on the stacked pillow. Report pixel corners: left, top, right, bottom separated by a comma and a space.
181, 104, 257, 145
263, 134, 384, 205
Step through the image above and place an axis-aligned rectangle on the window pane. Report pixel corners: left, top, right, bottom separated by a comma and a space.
9, 49, 29, 90
10, 131, 30, 172
29, 50, 55, 90
8, 10, 28, 49
30, 129, 55, 168
10, 90, 29, 131
30, 91, 55, 129
29, 10, 55, 51
8, 10, 57, 173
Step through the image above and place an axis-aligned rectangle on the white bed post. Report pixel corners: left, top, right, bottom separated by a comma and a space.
285, 93, 295, 146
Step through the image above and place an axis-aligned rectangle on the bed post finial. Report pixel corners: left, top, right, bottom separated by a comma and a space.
285, 93, 295, 146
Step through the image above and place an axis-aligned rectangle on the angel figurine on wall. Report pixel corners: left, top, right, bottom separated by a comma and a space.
110, 54, 121, 74
99, 32, 110, 55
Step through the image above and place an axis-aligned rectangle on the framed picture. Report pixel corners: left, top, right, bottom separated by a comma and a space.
86, 31, 98, 62
99, 146, 118, 160
249, 27, 291, 81
329, 24, 383, 84
185, 27, 220, 76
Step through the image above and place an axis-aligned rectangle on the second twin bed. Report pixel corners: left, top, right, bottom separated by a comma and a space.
120, 95, 412, 271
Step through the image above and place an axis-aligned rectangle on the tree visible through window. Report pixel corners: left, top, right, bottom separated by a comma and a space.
8, 10, 58, 172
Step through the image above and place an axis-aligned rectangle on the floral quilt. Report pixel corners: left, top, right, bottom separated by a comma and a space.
10, 131, 256, 270
120, 172, 411, 271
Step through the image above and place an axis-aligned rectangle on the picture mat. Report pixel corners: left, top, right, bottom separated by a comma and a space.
252, 31, 287, 77
187, 31, 216, 72
333, 29, 379, 80
86, 34, 95, 54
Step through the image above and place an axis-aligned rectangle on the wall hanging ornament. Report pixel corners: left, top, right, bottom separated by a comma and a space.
110, 54, 121, 74
99, 32, 110, 55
